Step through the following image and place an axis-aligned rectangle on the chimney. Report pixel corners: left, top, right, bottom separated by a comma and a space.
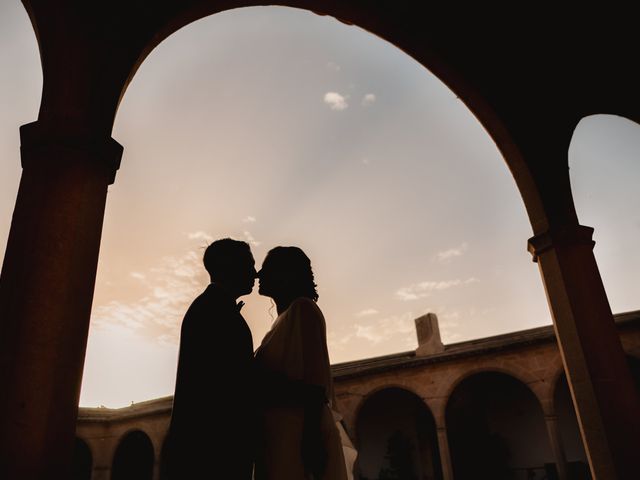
415, 313, 444, 356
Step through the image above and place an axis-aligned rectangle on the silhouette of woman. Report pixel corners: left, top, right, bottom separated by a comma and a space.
254, 246, 348, 480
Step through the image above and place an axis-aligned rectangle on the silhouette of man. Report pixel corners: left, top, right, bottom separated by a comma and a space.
166, 238, 256, 479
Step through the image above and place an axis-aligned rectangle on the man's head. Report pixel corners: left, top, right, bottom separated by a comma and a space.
203, 238, 256, 298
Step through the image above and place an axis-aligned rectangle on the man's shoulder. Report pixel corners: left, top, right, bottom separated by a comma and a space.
182, 285, 237, 325
189, 284, 228, 307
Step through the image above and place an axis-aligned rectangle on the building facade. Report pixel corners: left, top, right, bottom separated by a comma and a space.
74, 311, 640, 480
4, 3, 639, 477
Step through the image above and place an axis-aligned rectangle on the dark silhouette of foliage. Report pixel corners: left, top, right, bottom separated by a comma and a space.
377, 430, 418, 480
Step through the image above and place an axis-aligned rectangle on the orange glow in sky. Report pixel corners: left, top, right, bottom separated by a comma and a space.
1, 5, 638, 407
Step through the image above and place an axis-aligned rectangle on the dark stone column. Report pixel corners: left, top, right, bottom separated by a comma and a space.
544, 414, 568, 480
528, 224, 640, 480
0, 121, 122, 479
435, 425, 454, 480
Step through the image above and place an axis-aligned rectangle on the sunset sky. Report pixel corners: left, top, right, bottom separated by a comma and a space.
1, 4, 638, 407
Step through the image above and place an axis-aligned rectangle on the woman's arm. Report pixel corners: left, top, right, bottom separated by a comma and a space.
253, 363, 326, 407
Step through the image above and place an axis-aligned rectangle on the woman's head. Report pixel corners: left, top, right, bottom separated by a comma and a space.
258, 246, 318, 302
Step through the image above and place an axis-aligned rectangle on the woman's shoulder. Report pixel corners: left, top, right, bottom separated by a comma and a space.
287, 297, 323, 320
289, 296, 320, 309
290, 296, 317, 307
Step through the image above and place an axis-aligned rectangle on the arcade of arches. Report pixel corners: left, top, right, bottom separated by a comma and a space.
73, 312, 640, 480
1, 2, 640, 479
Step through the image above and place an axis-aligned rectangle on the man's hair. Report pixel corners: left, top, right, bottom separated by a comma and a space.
203, 238, 251, 279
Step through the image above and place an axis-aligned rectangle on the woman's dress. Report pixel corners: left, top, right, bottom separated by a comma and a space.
254, 297, 350, 480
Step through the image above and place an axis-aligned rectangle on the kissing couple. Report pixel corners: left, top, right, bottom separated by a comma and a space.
164, 238, 352, 479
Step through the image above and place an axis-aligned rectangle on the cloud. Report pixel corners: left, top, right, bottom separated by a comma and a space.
355, 308, 379, 317
324, 92, 348, 111
396, 277, 478, 301
435, 310, 463, 342
325, 306, 469, 354
187, 231, 213, 242
435, 242, 468, 262
243, 230, 261, 247
130, 272, 146, 280
242, 216, 256, 223
326, 61, 341, 71
362, 93, 376, 106
354, 312, 416, 345
91, 249, 209, 345
354, 324, 383, 344
327, 312, 416, 351
326, 330, 354, 351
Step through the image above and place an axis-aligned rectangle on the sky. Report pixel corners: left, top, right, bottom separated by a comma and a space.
1, 4, 638, 408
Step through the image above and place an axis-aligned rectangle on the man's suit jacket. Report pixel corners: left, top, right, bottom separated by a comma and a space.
166, 284, 254, 479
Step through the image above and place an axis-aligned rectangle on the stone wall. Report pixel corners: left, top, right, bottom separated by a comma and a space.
75, 311, 640, 479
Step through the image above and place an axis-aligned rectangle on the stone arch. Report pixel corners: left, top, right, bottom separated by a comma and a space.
549, 363, 568, 397
446, 371, 556, 480
20, 2, 548, 230
356, 386, 442, 480
554, 352, 640, 400
4, 3, 639, 478
552, 354, 640, 479
530, 361, 570, 418
71, 436, 92, 480
442, 365, 541, 406
117, 4, 546, 227
351, 382, 425, 431
111, 429, 154, 480
568, 113, 640, 307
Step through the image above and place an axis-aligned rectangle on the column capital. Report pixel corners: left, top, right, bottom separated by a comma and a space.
19, 121, 123, 184
527, 224, 595, 262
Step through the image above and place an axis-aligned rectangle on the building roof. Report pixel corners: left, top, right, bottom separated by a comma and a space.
332, 310, 640, 380
78, 310, 640, 419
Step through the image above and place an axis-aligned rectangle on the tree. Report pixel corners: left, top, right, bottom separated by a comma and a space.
377, 430, 418, 480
